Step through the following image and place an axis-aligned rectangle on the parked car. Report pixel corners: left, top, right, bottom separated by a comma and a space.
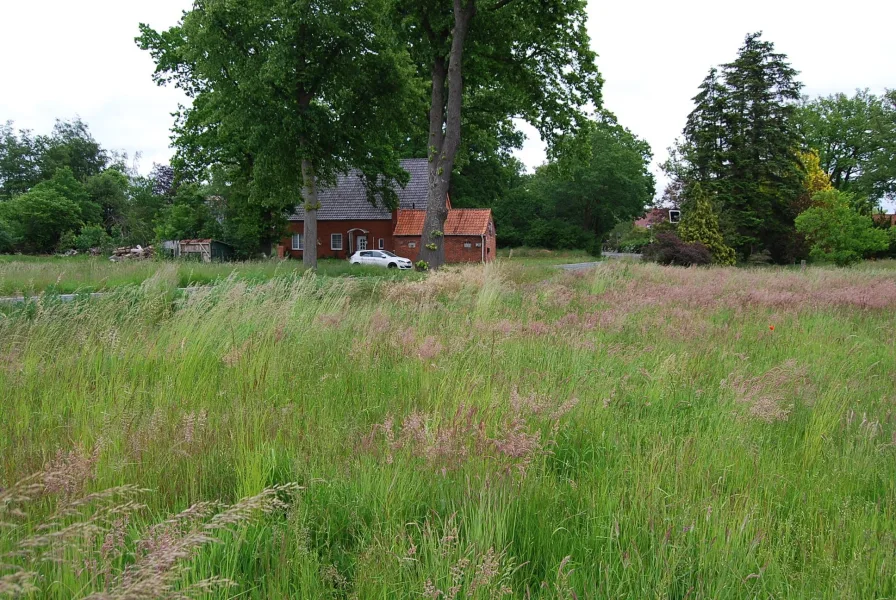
349, 250, 414, 269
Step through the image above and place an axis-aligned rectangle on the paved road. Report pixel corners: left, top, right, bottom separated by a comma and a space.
559, 253, 642, 271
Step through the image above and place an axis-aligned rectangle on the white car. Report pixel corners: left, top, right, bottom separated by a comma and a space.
349, 250, 414, 269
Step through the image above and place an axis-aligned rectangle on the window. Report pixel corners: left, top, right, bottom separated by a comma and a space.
331, 233, 343, 250
464, 242, 472, 248
360, 251, 374, 257
291, 233, 304, 251
378, 238, 384, 250
475, 242, 482, 248
669, 210, 681, 224
408, 242, 416, 249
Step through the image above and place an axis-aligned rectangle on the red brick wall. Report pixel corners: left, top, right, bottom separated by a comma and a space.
394, 235, 492, 264
283, 220, 394, 259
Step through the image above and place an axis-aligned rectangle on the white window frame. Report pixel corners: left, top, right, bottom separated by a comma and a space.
331, 233, 343, 251
378, 238, 384, 250
669, 210, 681, 224
357, 236, 368, 251
292, 233, 304, 251
408, 242, 416, 249
464, 242, 472, 249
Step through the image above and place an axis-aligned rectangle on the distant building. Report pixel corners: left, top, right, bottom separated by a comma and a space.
164, 239, 234, 262
283, 158, 496, 263
873, 213, 896, 227
635, 208, 680, 228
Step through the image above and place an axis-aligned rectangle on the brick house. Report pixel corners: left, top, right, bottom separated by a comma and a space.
282, 158, 496, 263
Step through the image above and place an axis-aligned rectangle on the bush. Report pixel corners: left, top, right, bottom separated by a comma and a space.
643, 232, 712, 266
0, 188, 82, 253
73, 224, 113, 252
0, 219, 17, 253
795, 190, 889, 266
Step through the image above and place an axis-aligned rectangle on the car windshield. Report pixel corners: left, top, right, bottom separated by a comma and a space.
381, 251, 397, 257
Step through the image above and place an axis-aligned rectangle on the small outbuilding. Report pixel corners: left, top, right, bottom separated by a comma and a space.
167, 239, 234, 262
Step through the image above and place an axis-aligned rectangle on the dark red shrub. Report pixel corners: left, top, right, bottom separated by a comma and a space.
643, 232, 713, 266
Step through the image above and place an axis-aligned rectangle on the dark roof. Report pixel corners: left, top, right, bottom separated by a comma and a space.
393, 209, 493, 236
288, 158, 429, 221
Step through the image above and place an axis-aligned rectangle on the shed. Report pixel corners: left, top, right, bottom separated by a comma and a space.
174, 239, 234, 262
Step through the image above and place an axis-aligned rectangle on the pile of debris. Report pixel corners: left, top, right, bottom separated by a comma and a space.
60, 248, 105, 257
109, 245, 154, 261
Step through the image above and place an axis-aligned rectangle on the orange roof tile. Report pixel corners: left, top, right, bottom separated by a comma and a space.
394, 209, 492, 236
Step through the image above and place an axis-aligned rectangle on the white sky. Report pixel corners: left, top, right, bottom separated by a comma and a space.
1, 0, 894, 202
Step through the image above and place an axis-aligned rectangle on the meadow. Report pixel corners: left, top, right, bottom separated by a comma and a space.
1, 259, 895, 598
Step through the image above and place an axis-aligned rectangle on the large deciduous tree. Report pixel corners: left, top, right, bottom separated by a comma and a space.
668, 32, 804, 263
139, 0, 418, 267
797, 89, 896, 210
493, 112, 654, 252
399, 0, 602, 269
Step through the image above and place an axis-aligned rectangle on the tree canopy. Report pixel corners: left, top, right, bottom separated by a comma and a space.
138, 0, 419, 266
398, 0, 602, 269
668, 32, 804, 263
797, 89, 896, 210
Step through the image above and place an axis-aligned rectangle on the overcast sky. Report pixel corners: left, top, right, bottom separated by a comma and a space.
2, 0, 894, 200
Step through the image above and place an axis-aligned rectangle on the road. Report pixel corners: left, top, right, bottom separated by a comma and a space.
558, 252, 642, 271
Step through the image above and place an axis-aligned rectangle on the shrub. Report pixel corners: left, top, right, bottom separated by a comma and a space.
0, 218, 17, 253
0, 188, 82, 253
73, 224, 113, 251
795, 190, 889, 266
643, 232, 712, 266
678, 183, 736, 265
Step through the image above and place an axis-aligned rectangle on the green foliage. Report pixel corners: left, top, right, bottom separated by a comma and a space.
71, 224, 113, 252
0, 218, 16, 253
797, 89, 896, 208
794, 190, 890, 265
0, 188, 81, 253
35, 117, 108, 182
678, 183, 737, 265
30, 167, 101, 226
494, 112, 653, 252
138, 0, 418, 267
604, 222, 652, 253
153, 184, 221, 242
671, 32, 804, 263
425, 243, 437, 251
86, 168, 130, 229
0, 121, 40, 199
415, 260, 429, 271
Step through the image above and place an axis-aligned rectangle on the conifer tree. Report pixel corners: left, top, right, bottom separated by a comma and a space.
670, 32, 804, 263
678, 182, 736, 265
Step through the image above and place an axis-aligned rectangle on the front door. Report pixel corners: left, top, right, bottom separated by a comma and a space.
357, 236, 368, 252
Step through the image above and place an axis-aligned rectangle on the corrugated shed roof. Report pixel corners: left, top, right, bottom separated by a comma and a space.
393, 209, 493, 236
288, 158, 430, 221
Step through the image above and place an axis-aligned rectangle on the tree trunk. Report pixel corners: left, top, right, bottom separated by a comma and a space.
417, 0, 475, 271
301, 158, 319, 269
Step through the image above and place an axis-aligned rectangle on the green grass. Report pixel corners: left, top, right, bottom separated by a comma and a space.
1, 261, 895, 598
0, 256, 417, 296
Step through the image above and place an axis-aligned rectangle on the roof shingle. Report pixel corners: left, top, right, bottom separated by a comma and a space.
288, 158, 430, 221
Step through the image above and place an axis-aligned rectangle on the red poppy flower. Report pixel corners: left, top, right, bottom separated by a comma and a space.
769, 325, 775, 331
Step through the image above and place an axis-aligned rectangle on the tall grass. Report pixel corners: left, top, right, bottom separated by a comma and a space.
0, 256, 416, 296
1, 262, 895, 597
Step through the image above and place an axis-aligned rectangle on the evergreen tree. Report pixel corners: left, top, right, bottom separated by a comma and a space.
678, 183, 736, 265
671, 32, 804, 263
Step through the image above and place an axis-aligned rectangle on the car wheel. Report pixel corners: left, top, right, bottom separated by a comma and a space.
388, 263, 397, 268
351, 261, 360, 265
